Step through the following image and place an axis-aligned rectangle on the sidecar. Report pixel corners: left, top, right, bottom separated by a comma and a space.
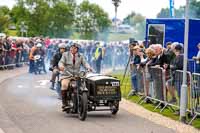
85, 73, 121, 115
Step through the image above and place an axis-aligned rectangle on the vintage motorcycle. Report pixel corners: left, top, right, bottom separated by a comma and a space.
63, 70, 88, 121
63, 71, 121, 121
34, 55, 44, 74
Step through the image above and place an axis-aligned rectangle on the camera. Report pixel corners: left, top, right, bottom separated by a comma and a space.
49, 67, 53, 71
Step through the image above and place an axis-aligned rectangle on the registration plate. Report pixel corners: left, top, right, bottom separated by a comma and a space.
96, 85, 117, 95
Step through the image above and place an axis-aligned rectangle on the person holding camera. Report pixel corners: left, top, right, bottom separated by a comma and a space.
129, 44, 142, 95
49, 43, 66, 90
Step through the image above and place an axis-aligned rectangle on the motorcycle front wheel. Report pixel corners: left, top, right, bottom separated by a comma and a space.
78, 92, 88, 121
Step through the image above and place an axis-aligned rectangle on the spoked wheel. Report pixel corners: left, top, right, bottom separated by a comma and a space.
78, 92, 88, 121
111, 102, 119, 115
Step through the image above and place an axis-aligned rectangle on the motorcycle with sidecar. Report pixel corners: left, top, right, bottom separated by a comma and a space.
63, 71, 121, 121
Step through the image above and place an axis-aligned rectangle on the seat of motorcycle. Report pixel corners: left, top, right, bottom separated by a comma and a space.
86, 73, 119, 81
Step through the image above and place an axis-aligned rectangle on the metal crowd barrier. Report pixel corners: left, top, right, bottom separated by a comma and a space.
162, 70, 193, 113
127, 64, 200, 123
189, 73, 200, 124
135, 67, 146, 101
132, 67, 193, 114
138, 67, 167, 111
126, 67, 145, 98
0, 62, 28, 70
188, 59, 196, 73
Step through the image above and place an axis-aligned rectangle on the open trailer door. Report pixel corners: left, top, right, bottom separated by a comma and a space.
147, 24, 165, 46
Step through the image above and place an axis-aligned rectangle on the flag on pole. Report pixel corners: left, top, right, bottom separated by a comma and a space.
170, 0, 175, 18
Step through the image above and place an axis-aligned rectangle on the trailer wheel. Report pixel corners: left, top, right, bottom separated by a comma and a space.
111, 102, 119, 115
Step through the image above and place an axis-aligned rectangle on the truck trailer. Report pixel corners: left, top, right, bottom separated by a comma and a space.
145, 18, 200, 59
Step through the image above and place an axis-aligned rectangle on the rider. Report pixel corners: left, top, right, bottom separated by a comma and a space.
58, 42, 92, 111
33, 43, 47, 74
49, 43, 66, 90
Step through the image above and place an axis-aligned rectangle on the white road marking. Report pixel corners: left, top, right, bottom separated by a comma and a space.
17, 85, 24, 88
37, 80, 49, 86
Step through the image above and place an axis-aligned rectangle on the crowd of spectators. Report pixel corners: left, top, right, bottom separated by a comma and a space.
0, 36, 130, 74
128, 41, 200, 103
0, 36, 31, 68
46, 40, 129, 73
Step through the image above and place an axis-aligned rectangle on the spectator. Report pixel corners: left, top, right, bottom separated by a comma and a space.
193, 43, 200, 73
130, 44, 141, 95
167, 44, 184, 103
143, 48, 156, 96
29, 43, 37, 73
0, 39, 4, 66
93, 42, 103, 73
3, 37, 11, 65
16, 40, 23, 67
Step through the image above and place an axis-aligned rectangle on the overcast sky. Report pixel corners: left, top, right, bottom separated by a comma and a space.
0, 0, 186, 19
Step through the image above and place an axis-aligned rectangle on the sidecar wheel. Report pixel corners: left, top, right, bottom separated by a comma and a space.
78, 92, 88, 121
111, 102, 119, 115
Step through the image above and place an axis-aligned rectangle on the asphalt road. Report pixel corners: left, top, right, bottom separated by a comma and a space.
0, 73, 175, 133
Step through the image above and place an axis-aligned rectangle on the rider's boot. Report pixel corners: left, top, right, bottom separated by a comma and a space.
61, 90, 69, 111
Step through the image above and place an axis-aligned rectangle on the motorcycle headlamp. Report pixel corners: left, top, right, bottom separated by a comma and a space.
70, 81, 77, 88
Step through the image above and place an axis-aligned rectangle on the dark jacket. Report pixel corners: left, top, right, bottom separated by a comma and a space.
51, 52, 62, 67
171, 54, 184, 71
33, 49, 45, 57
149, 52, 170, 68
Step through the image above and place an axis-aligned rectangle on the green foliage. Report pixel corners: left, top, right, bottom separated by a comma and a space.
10, 0, 76, 37
0, 6, 10, 15
74, 0, 111, 39
123, 11, 145, 26
123, 11, 145, 40
123, 11, 136, 25
7, 0, 110, 38
156, 0, 200, 19
157, 8, 171, 18
0, 6, 10, 33
156, 7, 184, 18
49, 1, 75, 37
190, 0, 200, 18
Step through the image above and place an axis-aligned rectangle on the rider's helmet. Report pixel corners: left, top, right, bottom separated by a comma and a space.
58, 43, 66, 49
70, 42, 79, 50
36, 43, 43, 48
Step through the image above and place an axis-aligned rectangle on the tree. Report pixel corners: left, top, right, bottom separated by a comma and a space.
48, 1, 75, 37
11, 0, 76, 37
190, 0, 200, 18
123, 11, 146, 40
0, 6, 10, 15
157, 7, 184, 18
74, 0, 111, 39
0, 6, 10, 33
123, 11, 136, 26
123, 11, 145, 27
157, 8, 170, 18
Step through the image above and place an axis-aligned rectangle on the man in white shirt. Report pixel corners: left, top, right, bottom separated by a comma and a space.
193, 43, 200, 73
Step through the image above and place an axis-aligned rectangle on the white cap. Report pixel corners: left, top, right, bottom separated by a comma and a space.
58, 43, 66, 48
36, 43, 42, 48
